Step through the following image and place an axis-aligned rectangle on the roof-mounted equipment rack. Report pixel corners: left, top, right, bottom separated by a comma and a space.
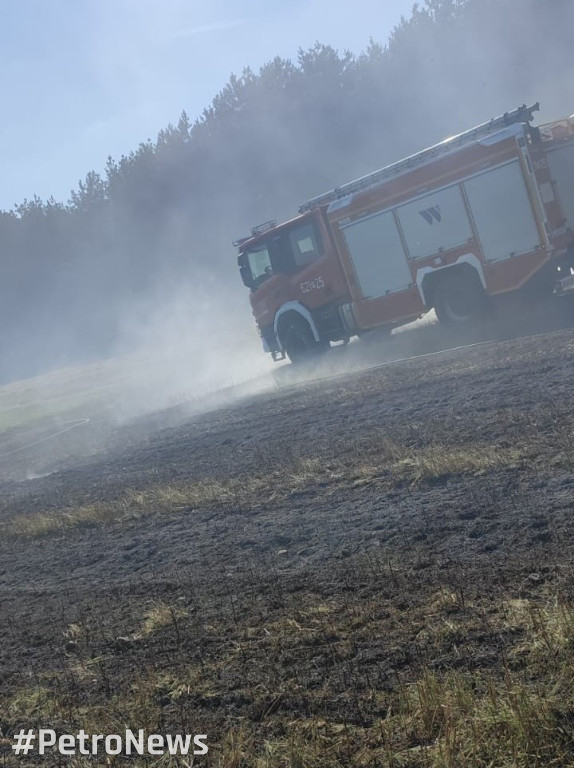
299, 102, 540, 213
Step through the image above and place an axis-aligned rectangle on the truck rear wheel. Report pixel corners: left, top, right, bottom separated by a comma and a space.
279, 317, 327, 364
433, 270, 487, 325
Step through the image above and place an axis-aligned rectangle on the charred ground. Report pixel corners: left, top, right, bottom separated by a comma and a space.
2, 324, 574, 766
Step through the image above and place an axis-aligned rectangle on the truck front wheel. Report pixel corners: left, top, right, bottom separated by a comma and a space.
433, 270, 487, 325
279, 317, 327, 364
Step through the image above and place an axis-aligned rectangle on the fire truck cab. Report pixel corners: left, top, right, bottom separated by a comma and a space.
236, 103, 574, 363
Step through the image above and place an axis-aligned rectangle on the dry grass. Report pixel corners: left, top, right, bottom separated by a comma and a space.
5, 331, 574, 766
7, 438, 530, 539
140, 601, 189, 638
3, 584, 574, 767
393, 443, 523, 483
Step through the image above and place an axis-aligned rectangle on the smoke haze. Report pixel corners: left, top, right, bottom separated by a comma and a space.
0, 0, 573, 428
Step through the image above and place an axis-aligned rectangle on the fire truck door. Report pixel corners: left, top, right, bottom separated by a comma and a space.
340, 210, 411, 299
396, 184, 473, 261
463, 161, 542, 262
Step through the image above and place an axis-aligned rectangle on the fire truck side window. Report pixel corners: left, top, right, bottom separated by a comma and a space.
288, 224, 322, 268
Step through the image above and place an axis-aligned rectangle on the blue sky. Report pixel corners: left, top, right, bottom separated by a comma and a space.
0, 0, 415, 211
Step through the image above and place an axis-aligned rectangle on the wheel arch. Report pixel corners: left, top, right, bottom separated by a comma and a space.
273, 301, 321, 351
417, 255, 487, 310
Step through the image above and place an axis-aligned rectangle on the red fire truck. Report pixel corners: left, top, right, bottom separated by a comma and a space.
235, 103, 574, 363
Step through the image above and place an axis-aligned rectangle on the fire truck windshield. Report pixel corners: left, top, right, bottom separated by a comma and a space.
245, 245, 273, 287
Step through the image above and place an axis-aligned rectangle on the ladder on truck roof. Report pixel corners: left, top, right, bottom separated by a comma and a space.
299, 102, 540, 213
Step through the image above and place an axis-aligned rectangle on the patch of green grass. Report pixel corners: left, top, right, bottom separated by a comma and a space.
0, 402, 64, 434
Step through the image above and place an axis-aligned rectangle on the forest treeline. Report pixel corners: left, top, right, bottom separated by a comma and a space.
1, 0, 573, 381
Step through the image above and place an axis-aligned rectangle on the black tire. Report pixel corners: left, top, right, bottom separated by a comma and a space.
279, 317, 326, 364
433, 270, 487, 325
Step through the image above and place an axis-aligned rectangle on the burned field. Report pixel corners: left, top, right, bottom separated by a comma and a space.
2, 329, 574, 766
